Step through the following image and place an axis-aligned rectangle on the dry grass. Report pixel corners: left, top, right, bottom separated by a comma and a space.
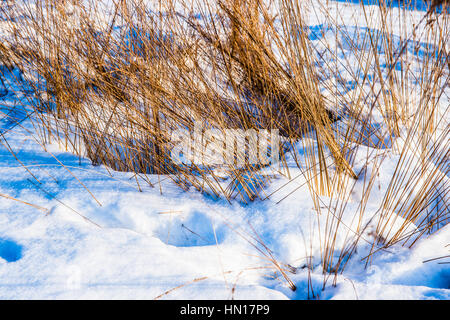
0, 0, 359, 201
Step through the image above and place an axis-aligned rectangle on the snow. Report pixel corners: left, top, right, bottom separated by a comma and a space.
0, 0, 448, 300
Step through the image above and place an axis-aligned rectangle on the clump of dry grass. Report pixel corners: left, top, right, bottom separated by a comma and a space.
293, 0, 449, 290
0, 0, 358, 201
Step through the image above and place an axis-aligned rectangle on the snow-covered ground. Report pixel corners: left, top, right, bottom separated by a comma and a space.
0, 0, 448, 299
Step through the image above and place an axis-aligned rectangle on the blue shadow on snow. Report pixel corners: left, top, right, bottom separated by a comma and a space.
0, 238, 23, 262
